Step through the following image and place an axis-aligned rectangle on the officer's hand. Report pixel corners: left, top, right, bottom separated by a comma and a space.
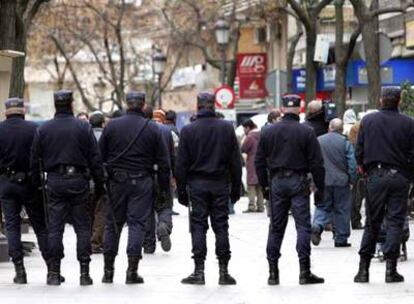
170, 178, 177, 190
230, 187, 241, 205
314, 189, 324, 206
262, 187, 270, 201
177, 189, 189, 207
357, 165, 365, 177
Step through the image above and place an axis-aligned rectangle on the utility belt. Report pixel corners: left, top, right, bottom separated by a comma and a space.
0, 168, 30, 184
49, 165, 90, 178
108, 169, 151, 184
271, 168, 306, 179
367, 163, 400, 177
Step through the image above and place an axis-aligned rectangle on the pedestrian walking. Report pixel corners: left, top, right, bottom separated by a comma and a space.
31, 90, 105, 286
255, 94, 325, 286
99, 91, 170, 284
343, 108, 357, 137
354, 87, 414, 284
143, 108, 174, 254
89, 111, 106, 254
349, 122, 366, 230
241, 119, 264, 213
0, 98, 49, 284
311, 118, 357, 248
303, 100, 329, 137
176, 91, 242, 285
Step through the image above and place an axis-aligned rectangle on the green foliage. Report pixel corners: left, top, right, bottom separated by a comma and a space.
400, 81, 414, 117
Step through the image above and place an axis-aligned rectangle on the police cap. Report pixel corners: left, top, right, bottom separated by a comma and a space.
382, 86, 401, 105
197, 91, 215, 110
282, 94, 301, 108
126, 91, 145, 109
4, 98, 25, 116
54, 90, 73, 107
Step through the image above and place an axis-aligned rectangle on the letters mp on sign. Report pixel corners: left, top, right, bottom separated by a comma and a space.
237, 53, 268, 100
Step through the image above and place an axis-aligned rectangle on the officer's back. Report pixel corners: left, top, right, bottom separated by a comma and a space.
356, 101, 414, 178
257, 107, 324, 191
178, 109, 240, 180
354, 87, 414, 284
100, 105, 168, 178
30, 90, 103, 286
0, 99, 37, 174
35, 112, 96, 172
176, 91, 241, 286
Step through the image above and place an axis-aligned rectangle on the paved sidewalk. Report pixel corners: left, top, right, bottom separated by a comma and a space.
0, 198, 413, 304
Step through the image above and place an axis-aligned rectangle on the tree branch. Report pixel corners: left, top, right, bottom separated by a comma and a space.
23, 0, 50, 30
315, 0, 334, 15
287, 0, 312, 31
345, 26, 361, 63
50, 34, 97, 111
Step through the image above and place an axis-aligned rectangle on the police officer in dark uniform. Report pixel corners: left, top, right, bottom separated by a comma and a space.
354, 87, 414, 284
99, 91, 170, 284
31, 90, 104, 286
176, 91, 242, 285
255, 94, 325, 286
0, 98, 48, 284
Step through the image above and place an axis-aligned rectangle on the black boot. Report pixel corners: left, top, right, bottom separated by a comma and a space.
102, 255, 115, 284
80, 262, 93, 286
299, 258, 324, 285
385, 259, 404, 283
218, 260, 236, 285
268, 262, 279, 286
126, 256, 144, 284
46, 261, 65, 283
47, 261, 61, 286
181, 260, 205, 285
157, 222, 172, 252
13, 260, 27, 284
354, 257, 370, 283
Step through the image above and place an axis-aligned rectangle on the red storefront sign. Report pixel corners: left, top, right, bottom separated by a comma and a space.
237, 53, 268, 99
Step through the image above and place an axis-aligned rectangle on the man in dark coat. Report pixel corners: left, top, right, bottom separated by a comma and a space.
176, 91, 242, 286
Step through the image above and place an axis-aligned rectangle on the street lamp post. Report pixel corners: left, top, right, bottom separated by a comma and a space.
215, 18, 230, 85
152, 50, 167, 108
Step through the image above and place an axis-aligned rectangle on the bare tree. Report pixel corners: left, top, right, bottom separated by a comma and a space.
161, 0, 248, 88
0, 0, 50, 97
31, 0, 183, 112
287, 18, 303, 92
286, 0, 333, 103
349, 0, 414, 108
334, 0, 360, 116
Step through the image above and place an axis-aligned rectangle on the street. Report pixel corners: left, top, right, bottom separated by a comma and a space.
0, 197, 413, 304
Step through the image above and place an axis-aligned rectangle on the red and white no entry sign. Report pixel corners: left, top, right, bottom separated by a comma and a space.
215, 85, 235, 109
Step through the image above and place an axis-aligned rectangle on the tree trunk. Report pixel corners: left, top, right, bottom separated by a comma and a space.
361, 19, 381, 109
335, 62, 347, 116
287, 21, 303, 92
334, 0, 346, 116
226, 60, 237, 88
9, 17, 26, 98
305, 29, 317, 103
0, 0, 16, 49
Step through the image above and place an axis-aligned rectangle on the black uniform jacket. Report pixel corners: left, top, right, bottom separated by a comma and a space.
176, 109, 242, 192
99, 110, 170, 190
356, 108, 414, 179
31, 111, 104, 186
255, 113, 325, 191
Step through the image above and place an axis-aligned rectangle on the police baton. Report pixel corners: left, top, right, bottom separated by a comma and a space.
39, 158, 49, 229
103, 164, 120, 237
187, 187, 192, 234
267, 174, 274, 228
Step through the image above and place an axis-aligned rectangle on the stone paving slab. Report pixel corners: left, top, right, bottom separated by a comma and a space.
0, 198, 413, 304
